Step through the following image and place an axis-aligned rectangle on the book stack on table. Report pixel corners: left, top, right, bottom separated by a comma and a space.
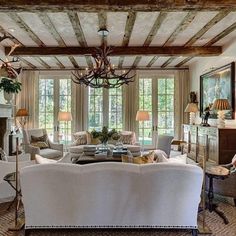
83, 145, 97, 156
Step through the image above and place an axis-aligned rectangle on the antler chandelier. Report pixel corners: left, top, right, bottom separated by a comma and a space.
71, 29, 135, 89
0, 34, 22, 79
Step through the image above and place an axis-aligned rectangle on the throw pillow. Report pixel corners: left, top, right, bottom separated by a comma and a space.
31, 134, 48, 143
119, 133, 134, 145
73, 132, 88, 145
133, 151, 155, 164
167, 154, 187, 164
31, 141, 49, 149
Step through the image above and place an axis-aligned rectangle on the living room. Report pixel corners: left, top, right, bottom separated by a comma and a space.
0, 1, 236, 236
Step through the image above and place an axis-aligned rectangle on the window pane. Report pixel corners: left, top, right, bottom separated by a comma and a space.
108, 87, 123, 130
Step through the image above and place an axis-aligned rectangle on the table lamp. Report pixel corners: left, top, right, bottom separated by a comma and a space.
15, 108, 29, 129
136, 110, 150, 154
58, 111, 72, 146
184, 103, 199, 125
212, 99, 231, 128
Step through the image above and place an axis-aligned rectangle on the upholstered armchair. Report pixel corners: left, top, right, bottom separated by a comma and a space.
156, 135, 174, 157
22, 128, 63, 160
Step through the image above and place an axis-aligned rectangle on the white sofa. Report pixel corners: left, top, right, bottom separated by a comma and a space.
69, 131, 141, 157
20, 162, 203, 235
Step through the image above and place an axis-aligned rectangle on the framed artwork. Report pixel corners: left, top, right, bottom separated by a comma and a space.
200, 62, 235, 119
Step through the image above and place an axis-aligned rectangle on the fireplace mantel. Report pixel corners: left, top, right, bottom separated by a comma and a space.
0, 104, 12, 118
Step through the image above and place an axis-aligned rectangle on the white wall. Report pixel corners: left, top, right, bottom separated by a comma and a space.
189, 40, 236, 127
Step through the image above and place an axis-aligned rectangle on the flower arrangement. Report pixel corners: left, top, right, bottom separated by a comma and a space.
0, 77, 22, 93
91, 126, 120, 144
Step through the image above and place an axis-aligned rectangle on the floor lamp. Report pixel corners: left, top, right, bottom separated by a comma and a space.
136, 110, 150, 155
58, 111, 72, 149
15, 108, 29, 130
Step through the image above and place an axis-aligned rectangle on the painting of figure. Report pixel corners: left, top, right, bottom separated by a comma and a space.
200, 63, 235, 119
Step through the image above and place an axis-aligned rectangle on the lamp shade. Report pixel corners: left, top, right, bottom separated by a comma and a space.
212, 99, 231, 111
15, 108, 29, 117
184, 103, 199, 113
58, 111, 72, 121
136, 110, 150, 121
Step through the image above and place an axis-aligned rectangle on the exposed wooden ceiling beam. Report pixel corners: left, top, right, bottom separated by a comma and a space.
67, 11, 87, 47
0, 1, 236, 12
54, 56, 65, 69
19, 57, 37, 69
132, 56, 142, 68
163, 11, 197, 47
37, 12, 66, 46
35, 57, 51, 69
143, 12, 168, 46
119, 11, 136, 68
184, 10, 230, 47
175, 57, 193, 67
173, 10, 230, 67
6, 46, 222, 57
8, 12, 45, 46
161, 57, 177, 68
147, 56, 159, 67
161, 11, 197, 68
204, 21, 236, 46
68, 56, 79, 68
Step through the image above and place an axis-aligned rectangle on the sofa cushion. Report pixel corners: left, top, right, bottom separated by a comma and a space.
168, 154, 187, 164
39, 148, 62, 159
31, 141, 49, 149
69, 145, 85, 154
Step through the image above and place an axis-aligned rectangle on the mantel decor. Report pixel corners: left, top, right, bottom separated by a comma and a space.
71, 28, 135, 89
200, 62, 235, 119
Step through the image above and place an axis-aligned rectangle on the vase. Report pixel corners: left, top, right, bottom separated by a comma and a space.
3, 91, 13, 104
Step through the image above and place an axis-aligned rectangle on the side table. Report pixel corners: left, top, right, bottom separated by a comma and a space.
206, 165, 230, 224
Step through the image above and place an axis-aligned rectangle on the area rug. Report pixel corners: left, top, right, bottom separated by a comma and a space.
0, 198, 235, 236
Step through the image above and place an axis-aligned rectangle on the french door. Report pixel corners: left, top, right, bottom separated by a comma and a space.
138, 76, 175, 149
38, 76, 74, 143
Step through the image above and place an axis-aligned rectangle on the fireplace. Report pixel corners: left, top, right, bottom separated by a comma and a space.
0, 104, 13, 154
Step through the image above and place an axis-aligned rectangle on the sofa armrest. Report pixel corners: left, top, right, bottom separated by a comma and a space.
133, 142, 140, 146
48, 140, 63, 152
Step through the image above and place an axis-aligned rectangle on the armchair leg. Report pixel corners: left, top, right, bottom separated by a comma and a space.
234, 198, 236, 207
191, 229, 198, 236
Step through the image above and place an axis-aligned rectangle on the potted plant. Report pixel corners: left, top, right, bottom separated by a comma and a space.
91, 126, 120, 146
0, 77, 22, 104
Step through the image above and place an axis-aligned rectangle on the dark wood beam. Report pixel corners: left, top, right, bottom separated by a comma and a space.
8, 12, 45, 46
132, 56, 141, 68
68, 56, 79, 68
35, 57, 51, 69
147, 56, 159, 67
0, 1, 236, 12
204, 21, 236, 46
6, 46, 222, 57
119, 11, 136, 68
161, 57, 177, 68
38, 12, 66, 46
143, 12, 167, 46
163, 11, 197, 47
175, 57, 193, 67
184, 10, 230, 46
54, 56, 65, 69
19, 57, 37, 69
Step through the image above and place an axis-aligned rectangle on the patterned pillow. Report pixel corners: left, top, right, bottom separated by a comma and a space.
122, 151, 155, 164
31, 134, 49, 149
31, 134, 48, 143
73, 132, 87, 145
31, 141, 49, 149
119, 133, 134, 145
